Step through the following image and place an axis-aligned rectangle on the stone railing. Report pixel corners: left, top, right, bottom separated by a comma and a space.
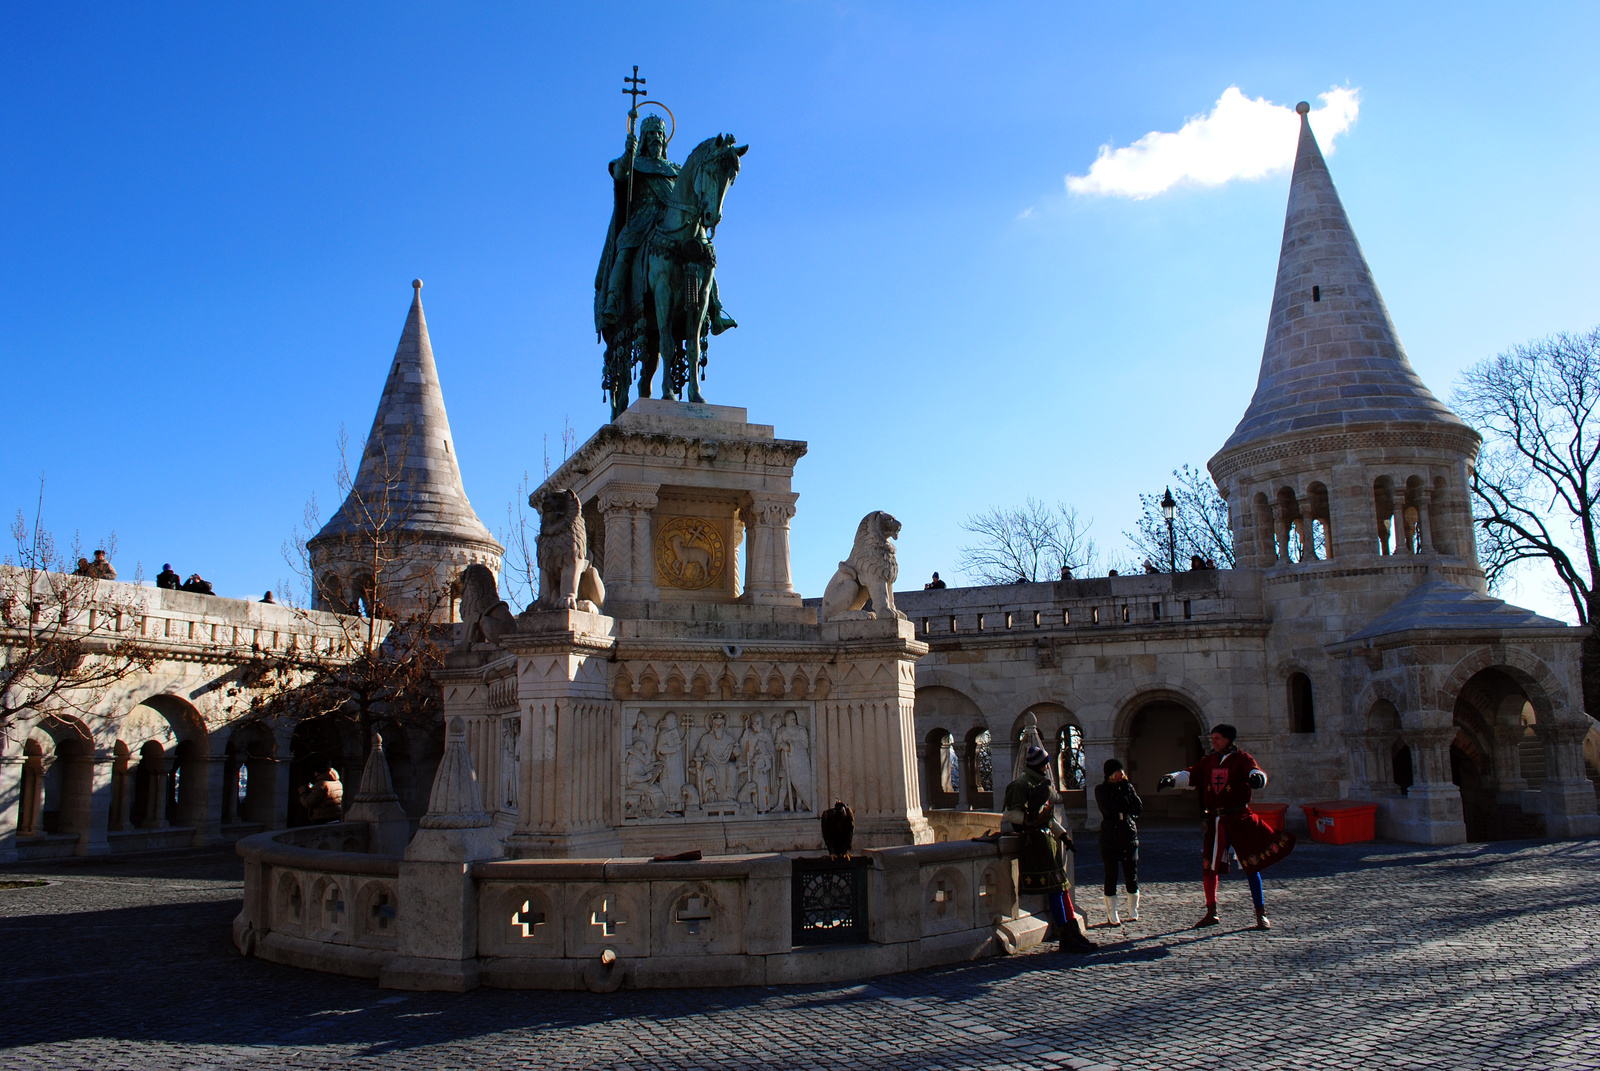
234, 823, 401, 978
235, 829, 1047, 991
891, 569, 1262, 639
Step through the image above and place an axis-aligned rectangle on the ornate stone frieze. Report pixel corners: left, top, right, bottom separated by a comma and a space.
621, 704, 816, 821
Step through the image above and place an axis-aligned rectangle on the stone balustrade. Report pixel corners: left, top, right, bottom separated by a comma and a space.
234, 826, 1047, 991
890, 569, 1260, 640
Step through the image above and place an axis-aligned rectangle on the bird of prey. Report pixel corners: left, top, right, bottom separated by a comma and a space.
820, 800, 854, 859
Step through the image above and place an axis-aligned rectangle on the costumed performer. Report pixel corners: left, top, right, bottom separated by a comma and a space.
1003, 744, 1097, 953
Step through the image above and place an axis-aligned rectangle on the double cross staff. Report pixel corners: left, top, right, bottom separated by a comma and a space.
622, 66, 647, 227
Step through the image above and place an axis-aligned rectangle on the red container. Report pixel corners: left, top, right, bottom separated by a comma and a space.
1300, 800, 1378, 845
1248, 802, 1289, 833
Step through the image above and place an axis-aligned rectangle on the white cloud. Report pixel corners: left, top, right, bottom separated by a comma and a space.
1066, 87, 1359, 200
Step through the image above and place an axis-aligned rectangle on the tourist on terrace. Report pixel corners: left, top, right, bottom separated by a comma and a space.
156, 564, 182, 590
1158, 723, 1295, 930
299, 768, 344, 824
181, 573, 215, 595
924, 572, 946, 589
1003, 745, 1096, 953
1095, 759, 1141, 926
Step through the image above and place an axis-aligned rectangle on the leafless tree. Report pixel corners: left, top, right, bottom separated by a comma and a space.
498, 470, 539, 610
269, 427, 447, 746
1, 485, 156, 740
1453, 325, 1600, 711
1125, 464, 1236, 571
958, 499, 1099, 584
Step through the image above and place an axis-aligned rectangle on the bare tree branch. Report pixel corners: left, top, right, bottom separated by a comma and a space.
1125, 464, 1236, 571
957, 500, 1099, 584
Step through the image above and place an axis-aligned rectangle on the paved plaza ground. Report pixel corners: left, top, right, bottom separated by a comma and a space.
2, 829, 1598, 1071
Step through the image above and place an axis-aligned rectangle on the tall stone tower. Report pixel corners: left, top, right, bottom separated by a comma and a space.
308, 280, 503, 622
1209, 103, 1482, 584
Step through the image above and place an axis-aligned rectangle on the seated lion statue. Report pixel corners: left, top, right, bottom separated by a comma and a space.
455, 563, 517, 650
531, 488, 606, 613
820, 511, 906, 622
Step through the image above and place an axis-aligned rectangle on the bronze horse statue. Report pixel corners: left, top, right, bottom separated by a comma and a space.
602, 134, 746, 418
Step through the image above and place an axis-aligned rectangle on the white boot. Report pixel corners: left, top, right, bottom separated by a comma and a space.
1103, 894, 1121, 926
1127, 891, 1140, 921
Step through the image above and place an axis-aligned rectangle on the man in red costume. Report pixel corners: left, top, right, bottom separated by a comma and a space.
1158, 723, 1294, 930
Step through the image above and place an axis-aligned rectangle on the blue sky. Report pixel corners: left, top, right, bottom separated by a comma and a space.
4, 3, 1598, 619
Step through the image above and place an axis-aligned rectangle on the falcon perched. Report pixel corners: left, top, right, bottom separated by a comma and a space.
820, 800, 854, 860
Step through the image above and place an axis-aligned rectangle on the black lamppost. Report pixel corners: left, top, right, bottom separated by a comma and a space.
1161, 486, 1177, 574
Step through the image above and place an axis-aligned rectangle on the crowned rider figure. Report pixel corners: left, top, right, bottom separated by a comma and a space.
595, 112, 736, 342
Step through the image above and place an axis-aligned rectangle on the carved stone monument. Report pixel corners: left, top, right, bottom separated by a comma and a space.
439, 399, 932, 858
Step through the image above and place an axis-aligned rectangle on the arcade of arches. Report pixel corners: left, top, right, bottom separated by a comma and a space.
4, 695, 439, 861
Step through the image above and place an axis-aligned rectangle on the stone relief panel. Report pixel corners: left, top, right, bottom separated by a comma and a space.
622, 704, 816, 821
655, 516, 726, 590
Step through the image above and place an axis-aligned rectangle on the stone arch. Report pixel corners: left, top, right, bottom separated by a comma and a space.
1012, 703, 1083, 792
224, 721, 278, 827
1114, 688, 1207, 820
915, 685, 985, 811
923, 727, 959, 809
1437, 647, 1567, 724
1446, 659, 1567, 841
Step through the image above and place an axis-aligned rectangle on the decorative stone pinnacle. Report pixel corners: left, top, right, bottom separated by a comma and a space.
419, 716, 492, 829
413, 278, 423, 290
1296, 101, 1310, 115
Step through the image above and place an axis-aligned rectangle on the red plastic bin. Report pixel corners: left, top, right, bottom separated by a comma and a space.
1300, 800, 1378, 845
1248, 802, 1289, 833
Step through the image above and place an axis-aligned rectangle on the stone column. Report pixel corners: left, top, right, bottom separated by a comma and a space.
1293, 515, 1318, 561
597, 488, 638, 596
1392, 493, 1413, 556
1271, 500, 1291, 565
78, 750, 117, 856
1539, 723, 1600, 836
269, 755, 295, 830
1397, 726, 1466, 844
989, 731, 1019, 813
1415, 487, 1435, 554
1252, 492, 1277, 567
195, 755, 228, 846
744, 492, 801, 605
0, 754, 23, 863
1079, 736, 1116, 831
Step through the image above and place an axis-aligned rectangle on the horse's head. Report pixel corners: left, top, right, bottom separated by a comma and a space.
681, 133, 748, 234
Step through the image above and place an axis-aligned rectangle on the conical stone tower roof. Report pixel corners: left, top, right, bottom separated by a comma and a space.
312, 280, 499, 550
1215, 103, 1466, 461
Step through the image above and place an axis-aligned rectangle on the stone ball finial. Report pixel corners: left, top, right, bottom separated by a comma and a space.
412, 278, 423, 290
1295, 101, 1310, 115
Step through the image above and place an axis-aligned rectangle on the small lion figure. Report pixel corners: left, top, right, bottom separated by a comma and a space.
820, 510, 906, 622
530, 488, 606, 613
455, 563, 517, 650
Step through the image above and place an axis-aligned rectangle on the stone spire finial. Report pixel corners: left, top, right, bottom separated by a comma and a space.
345, 730, 412, 856
404, 717, 502, 863
351, 730, 400, 805
419, 718, 491, 830
1213, 103, 1466, 459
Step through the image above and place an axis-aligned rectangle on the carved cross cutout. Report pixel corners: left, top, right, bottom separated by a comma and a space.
932, 880, 952, 915
324, 893, 345, 925
677, 895, 713, 936
979, 869, 998, 901
590, 898, 625, 937
513, 900, 545, 938
369, 893, 396, 930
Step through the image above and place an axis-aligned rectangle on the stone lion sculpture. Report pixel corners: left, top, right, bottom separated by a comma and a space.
454, 563, 517, 650
820, 510, 906, 622
531, 488, 606, 613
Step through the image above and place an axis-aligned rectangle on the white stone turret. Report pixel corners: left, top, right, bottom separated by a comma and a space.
1209, 103, 1482, 580
308, 280, 503, 622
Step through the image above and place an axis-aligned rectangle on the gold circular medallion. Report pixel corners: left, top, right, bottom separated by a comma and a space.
655, 516, 726, 590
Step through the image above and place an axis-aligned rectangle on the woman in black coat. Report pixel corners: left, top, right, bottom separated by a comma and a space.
1095, 758, 1142, 925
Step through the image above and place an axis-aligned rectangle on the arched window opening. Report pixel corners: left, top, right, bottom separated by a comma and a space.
924, 728, 959, 809
1374, 477, 1396, 555
1055, 725, 1085, 790
1392, 742, 1414, 796
1288, 673, 1316, 734
964, 728, 993, 808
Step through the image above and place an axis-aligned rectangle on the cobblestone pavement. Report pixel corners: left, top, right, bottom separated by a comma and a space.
3, 831, 1599, 1071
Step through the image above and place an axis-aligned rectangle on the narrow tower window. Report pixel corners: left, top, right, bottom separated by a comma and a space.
1288, 672, 1315, 734
1312, 285, 1321, 302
